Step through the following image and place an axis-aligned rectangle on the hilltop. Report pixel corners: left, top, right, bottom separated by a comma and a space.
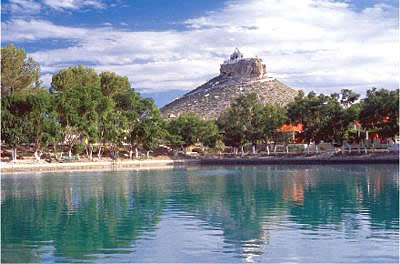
161, 49, 298, 119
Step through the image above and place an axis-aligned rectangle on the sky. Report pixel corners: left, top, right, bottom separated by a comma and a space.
1, 0, 399, 107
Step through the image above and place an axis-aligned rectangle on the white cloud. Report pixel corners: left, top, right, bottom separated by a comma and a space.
4, 0, 42, 15
3, 0, 398, 95
2, 19, 88, 41
42, 0, 105, 11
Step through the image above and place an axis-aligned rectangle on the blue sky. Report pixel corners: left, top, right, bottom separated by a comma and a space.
1, 0, 398, 106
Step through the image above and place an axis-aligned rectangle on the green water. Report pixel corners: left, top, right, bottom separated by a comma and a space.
1, 164, 399, 263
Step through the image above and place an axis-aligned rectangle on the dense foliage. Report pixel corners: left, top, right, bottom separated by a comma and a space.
1, 53, 169, 160
218, 93, 287, 154
1, 45, 40, 96
287, 89, 360, 145
167, 113, 219, 154
359, 88, 399, 139
1, 45, 398, 160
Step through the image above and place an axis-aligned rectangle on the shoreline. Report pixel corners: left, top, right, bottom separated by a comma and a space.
200, 156, 399, 165
1, 153, 398, 173
0, 159, 200, 174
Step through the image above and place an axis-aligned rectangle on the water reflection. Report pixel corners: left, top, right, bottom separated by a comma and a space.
2, 164, 398, 263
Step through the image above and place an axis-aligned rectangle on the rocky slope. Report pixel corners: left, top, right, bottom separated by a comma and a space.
161, 49, 298, 120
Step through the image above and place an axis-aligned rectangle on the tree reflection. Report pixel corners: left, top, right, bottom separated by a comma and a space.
1, 172, 167, 262
168, 165, 398, 257
2, 164, 398, 262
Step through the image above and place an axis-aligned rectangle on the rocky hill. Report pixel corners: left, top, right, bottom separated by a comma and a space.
161, 49, 298, 120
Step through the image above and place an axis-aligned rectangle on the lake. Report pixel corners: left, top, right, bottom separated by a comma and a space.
1, 164, 399, 263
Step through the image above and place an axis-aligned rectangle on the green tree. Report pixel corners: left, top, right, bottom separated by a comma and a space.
215, 139, 226, 157
167, 114, 219, 154
52, 66, 137, 160
167, 114, 202, 153
135, 99, 166, 158
1, 94, 31, 161
100, 71, 131, 96
1, 45, 40, 96
260, 104, 287, 154
202, 120, 219, 149
51, 65, 100, 92
218, 93, 263, 155
321, 92, 360, 145
26, 90, 61, 161
103, 111, 128, 160
287, 91, 326, 146
340, 89, 360, 108
247, 101, 265, 154
55, 85, 103, 158
287, 90, 359, 152
359, 88, 399, 140
113, 90, 142, 159
218, 108, 245, 155
165, 125, 185, 157
95, 96, 116, 159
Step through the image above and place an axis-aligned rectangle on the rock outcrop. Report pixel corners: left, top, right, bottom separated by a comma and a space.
161, 49, 298, 120
220, 58, 266, 79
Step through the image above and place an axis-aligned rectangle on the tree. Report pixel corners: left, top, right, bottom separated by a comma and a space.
215, 139, 226, 157
167, 114, 203, 153
113, 90, 143, 159
1, 45, 40, 96
167, 114, 219, 154
359, 88, 399, 140
51, 65, 100, 92
1, 94, 31, 161
340, 89, 360, 108
287, 90, 359, 152
260, 104, 287, 154
165, 125, 184, 157
103, 111, 128, 160
95, 96, 116, 159
201, 120, 219, 149
51, 66, 139, 160
55, 84, 103, 158
287, 91, 326, 146
321, 93, 360, 145
218, 108, 245, 155
100, 71, 131, 97
218, 93, 263, 155
26, 90, 61, 161
247, 101, 265, 154
135, 99, 166, 158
